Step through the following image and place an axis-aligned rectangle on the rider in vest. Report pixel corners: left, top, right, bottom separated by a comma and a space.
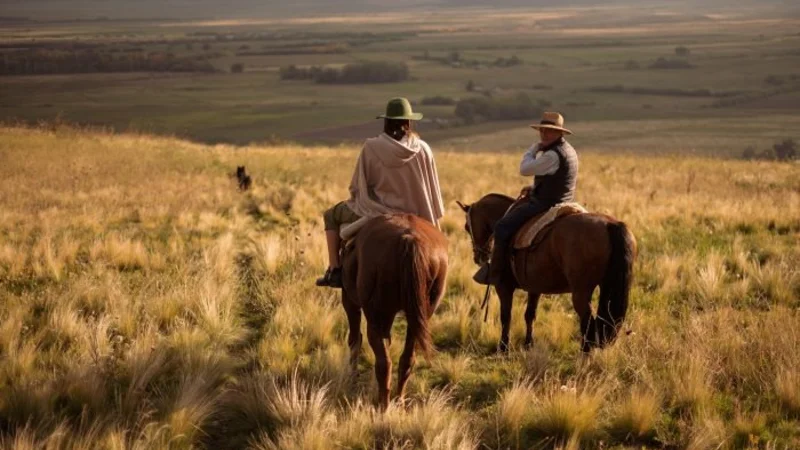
316, 98, 445, 288
474, 112, 578, 285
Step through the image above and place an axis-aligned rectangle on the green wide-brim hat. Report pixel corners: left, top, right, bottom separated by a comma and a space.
376, 97, 423, 121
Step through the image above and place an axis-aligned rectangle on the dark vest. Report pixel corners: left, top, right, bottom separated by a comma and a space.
532, 139, 578, 206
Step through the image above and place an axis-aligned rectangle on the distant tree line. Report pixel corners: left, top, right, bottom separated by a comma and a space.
649, 57, 695, 70
189, 30, 411, 47
742, 139, 797, 162
764, 74, 800, 86
415, 51, 524, 69
280, 61, 409, 84
492, 55, 523, 67
674, 46, 691, 56
237, 44, 348, 56
455, 93, 548, 124
420, 96, 456, 106
587, 85, 742, 98
0, 49, 215, 76
711, 83, 800, 109
623, 57, 696, 71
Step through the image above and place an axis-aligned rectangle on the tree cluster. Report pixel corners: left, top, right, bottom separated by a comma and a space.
454, 93, 546, 124
492, 55, 523, 67
742, 139, 797, 161
674, 46, 691, 56
0, 49, 215, 75
587, 85, 741, 98
417, 51, 523, 69
649, 57, 695, 70
280, 61, 409, 84
764, 74, 800, 86
420, 96, 456, 106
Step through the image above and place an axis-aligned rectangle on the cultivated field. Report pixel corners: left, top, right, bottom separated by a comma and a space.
0, 125, 798, 449
1, 5, 799, 152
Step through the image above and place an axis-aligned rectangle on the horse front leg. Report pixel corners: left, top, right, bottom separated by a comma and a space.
367, 324, 391, 409
496, 282, 516, 353
524, 292, 541, 349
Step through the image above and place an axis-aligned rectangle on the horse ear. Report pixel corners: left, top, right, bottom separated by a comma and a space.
455, 200, 470, 212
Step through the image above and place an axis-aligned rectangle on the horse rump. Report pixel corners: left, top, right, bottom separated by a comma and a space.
356, 215, 442, 357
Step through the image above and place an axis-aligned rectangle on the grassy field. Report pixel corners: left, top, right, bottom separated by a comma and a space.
0, 124, 798, 448
1, 6, 799, 152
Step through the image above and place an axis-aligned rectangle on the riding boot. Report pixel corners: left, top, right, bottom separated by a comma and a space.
473, 245, 510, 286
487, 245, 510, 285
316, 267, 343, 288
472, 262, 491, 285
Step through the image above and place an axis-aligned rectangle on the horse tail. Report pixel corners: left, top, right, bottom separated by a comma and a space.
596, 221, 635, 347
399, 231, 433, 357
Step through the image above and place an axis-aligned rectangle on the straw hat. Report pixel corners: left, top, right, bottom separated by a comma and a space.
376, 97, 423, 121
530, 111, 572, 135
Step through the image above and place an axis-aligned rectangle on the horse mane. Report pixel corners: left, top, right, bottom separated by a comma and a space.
480, 193, 515, 205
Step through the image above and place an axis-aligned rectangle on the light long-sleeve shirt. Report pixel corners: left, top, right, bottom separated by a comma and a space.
519, 143, 560, 177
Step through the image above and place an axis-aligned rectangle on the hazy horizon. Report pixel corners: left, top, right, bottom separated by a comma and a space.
1, 0, 797, 21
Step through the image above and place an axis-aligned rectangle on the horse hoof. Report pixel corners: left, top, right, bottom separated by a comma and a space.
498, 342, 510, 353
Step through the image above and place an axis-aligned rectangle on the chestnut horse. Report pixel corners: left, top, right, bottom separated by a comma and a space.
457, 194, 636, 352
341, 214, 448, 409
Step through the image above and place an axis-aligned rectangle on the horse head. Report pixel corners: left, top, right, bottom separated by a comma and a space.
456, 194, 514, 265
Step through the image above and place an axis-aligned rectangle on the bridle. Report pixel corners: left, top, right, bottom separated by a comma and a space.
465, 205, 495, 322
464, 195, 526, 322
465, 206, 492, 265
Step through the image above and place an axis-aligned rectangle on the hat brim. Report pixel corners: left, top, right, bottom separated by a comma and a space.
530, 124, 572, 135
377, 113, 423, 121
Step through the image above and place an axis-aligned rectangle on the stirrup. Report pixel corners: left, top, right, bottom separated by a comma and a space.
473, 263, 492, 285
315, 268, 333, 287
316, 267, 343, 288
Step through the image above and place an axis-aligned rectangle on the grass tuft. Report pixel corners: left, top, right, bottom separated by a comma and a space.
607, 389, 660, 443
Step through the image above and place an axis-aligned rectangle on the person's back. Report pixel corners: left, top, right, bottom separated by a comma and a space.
317, 98, 444, 288
346, 133, 442, 228
531, 139, 578, 206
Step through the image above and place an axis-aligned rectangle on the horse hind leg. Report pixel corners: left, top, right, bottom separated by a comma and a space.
342, 293, 362, 370
367, 324, 391, 410
571, 288, 595, 353
395, 328, 416, 405
524, 293, 541, 349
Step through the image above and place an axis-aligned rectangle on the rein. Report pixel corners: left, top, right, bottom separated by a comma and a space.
468, 193, 527, 323
465, 207, 493, 322
465, 207, 491, 262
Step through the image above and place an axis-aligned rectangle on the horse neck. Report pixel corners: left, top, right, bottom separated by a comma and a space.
477, 195, 514, 229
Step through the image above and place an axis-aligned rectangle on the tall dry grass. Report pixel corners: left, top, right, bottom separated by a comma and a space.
0, 124, 798, 448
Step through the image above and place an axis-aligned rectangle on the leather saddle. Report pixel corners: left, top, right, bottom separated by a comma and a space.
512, 202, 587, 250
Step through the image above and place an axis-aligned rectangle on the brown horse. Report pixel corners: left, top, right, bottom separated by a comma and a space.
341, 214, 448, 409
457, 194, 636, 352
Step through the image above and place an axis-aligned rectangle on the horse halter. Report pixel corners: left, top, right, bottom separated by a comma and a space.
466, 207, 492, 264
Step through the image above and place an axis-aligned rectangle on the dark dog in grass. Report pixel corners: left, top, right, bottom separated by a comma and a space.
235, 166, 252, 191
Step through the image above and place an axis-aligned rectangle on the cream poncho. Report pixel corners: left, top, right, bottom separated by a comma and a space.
345, 133, 444, 229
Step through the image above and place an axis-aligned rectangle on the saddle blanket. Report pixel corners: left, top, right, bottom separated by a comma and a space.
340, 216, 370, 241
513, 202, 587, 250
